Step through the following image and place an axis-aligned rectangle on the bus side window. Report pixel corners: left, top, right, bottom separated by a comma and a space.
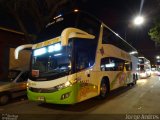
102, 27, 136, 54
116, 58, 124, 71
101, 57, 125, 71
124, 61, 132, 71
102, 27, 113, 44
101, 58, 115, 71
76, 49, 90, 71
75, 39, 98, 72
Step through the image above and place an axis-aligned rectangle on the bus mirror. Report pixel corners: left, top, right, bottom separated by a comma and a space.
61, 27, 95, 46
15, 44, 33, 59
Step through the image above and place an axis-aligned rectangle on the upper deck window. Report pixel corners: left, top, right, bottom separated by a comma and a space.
36, 13, 78, 43
102, 27, 137, 56
36, 12, 101, 43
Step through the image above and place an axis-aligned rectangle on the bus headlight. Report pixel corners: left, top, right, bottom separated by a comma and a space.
28, 81, 72, 93
56, 81, 72, 90
27, 83, 29, 88
64, 81, 71, 87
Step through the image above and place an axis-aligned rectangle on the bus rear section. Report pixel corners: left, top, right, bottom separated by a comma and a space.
138, 57, 151, 78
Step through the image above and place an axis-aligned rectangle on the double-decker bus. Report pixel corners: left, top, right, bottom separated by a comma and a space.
15, 10, 139, 104
138, 57, 151, 78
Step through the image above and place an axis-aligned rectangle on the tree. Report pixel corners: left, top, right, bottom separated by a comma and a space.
5, 0, 31, 42
148, 19, 160, 44
0, 0, 34, 43
0, 0, 72, 43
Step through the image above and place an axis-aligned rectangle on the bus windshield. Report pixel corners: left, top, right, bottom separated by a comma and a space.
36, 11, 100, 43
36, 13, 77, 43
31, 42, 72, 80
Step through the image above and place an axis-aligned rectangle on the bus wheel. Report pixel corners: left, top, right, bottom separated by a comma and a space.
99, 80, 108, 99
0, 94, 10, 105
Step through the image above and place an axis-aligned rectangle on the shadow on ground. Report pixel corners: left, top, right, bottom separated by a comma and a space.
38, 85, 136, 112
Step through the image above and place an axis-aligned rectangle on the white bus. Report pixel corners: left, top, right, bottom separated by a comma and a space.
15, 10, 139, 104
138, 57, 151, 78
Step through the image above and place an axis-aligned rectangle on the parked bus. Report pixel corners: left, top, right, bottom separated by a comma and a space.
15, 10, 139, 104
138, 57, 151, 78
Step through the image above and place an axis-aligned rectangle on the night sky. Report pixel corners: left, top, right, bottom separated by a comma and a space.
0, 0, 160, 64
74, 0, 160, 64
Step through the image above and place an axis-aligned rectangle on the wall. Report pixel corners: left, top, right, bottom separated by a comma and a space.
0, 28, 29, 81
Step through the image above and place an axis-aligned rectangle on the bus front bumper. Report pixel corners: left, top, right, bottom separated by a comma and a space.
27, 85, 77, 104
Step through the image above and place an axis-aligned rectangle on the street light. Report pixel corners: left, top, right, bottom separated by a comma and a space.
156, 56, 160, 59
133, 16, 144, 26
125, 15, 144, 42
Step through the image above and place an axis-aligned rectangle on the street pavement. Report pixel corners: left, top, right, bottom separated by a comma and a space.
0, 75, 160, 120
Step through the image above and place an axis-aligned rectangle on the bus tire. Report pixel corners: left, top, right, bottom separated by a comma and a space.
0, 94, 10, 105
99, 79, 109, 99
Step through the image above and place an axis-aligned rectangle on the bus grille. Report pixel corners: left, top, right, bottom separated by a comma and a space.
29, 87, 57, 93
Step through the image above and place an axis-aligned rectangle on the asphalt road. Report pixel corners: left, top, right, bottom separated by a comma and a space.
0, 75, 160, 120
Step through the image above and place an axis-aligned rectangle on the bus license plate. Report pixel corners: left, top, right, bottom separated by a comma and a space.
37, 96, 45, 101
